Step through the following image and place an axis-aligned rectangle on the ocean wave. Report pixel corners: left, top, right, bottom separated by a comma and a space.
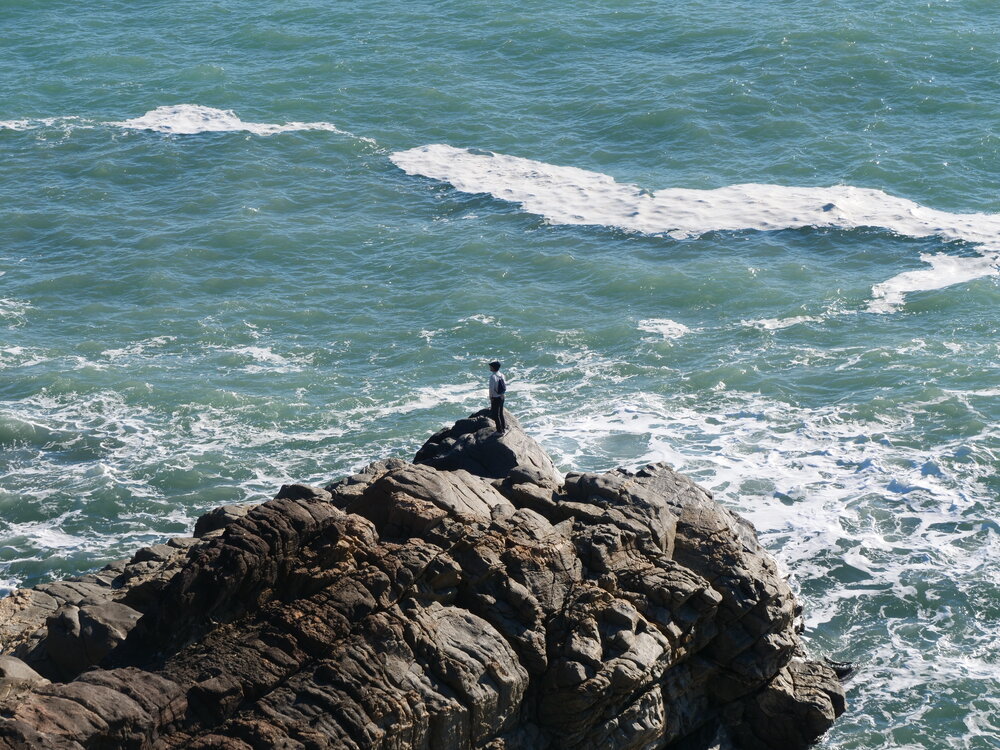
742, 315, 823, 331
208, 344, 315, 374
0, 346, 51, 369
0, 116, 93, 132
110, 104, 372, 140
101, 336, 177, 361
391, 144, 1000, 311
2, 105, 377, 143
0, 297, 32, 327
637, 318, 691, 339
867, 251, 1000, 313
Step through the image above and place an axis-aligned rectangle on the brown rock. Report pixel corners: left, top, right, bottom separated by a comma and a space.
0, 411, 845, 749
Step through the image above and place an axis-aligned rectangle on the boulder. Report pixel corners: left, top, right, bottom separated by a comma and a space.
193, 503, 255, 538
45, 601, 143, 680
414, 409, 562, 487
0, 656, 47, 702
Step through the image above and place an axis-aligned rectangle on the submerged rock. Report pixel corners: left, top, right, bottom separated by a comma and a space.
0, 411, 845, 749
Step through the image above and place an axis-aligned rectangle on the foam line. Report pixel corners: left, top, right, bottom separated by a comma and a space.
0, 117, 93, 131
391, 144, 1000, 310
110, 104, 352, 137
637, 318, 691, 339
3, 105, 376, 143
868, 252, 1000, 312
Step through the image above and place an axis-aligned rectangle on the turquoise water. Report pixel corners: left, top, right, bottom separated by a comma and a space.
2, 2, 999, 747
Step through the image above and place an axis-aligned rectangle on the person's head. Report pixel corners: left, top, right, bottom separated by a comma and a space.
489, 361, 501, 372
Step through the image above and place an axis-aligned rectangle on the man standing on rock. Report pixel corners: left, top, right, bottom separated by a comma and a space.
488, 361, 507, 435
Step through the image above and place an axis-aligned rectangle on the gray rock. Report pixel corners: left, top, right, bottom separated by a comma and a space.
0, 589, 58, 656
414, 409, 562, 487
274, 483, 333, 502
167, 536, 200, 550
44, 602, 142, 679
336, 462, 514, 537
563, 468, 679, 554
130, 544, 176, 565
0, 656, 48, 704
193, 503, 255, 538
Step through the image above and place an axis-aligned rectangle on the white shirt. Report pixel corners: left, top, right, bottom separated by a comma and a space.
489, 371, 506, 399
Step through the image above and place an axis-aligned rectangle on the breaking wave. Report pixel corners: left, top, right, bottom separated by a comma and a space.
110, 104, 356, 137
2, 105, 376, 143
391, 144, 1000, 311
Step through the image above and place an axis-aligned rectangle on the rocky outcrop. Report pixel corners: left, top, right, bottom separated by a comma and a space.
0, 410, 845, 749
414, 410, 561, 488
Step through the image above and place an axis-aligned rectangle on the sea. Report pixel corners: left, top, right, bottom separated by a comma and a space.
1, 1, 998, 747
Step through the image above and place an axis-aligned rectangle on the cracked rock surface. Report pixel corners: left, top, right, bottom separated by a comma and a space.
0, 409, 844, 749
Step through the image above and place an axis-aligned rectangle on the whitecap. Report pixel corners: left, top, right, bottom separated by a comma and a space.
102, 336, 177, 360
869, 252, 1000, 312
742, 315, 823, 331
637, 318, 691, 339
0, 346, 50, 369
111, 104, 360, 139
233, 345, 292, 365
391, 144, 1000, 311
0, 116, 94, 133
460, 314, 499, 326
214, 345, 313, 374
0, 297, 31, 326
1, 107, 379, 144
402, 382, 483, 414
344, 381, 484, 423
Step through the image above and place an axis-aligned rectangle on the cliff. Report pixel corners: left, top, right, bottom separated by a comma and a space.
0, 410, 845, 749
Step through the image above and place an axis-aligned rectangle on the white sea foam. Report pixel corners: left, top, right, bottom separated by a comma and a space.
403, 382, 483, 414
101, 336, 176, 360
215, 345, 313, 374
868, 251, 1000, 312
111, 104, 360, 139
742, 315, 823, 331
231, 346, 290, 365
1, 117, 98, 137
391, 144, 1000, 310
0, 297, 31, 326
637, 318, 691, 339
0, 117, 92, 132
0, 346, 50, 369
459, 314, 499, 326
525, 386, 1000, 691
2, 106, 378, 143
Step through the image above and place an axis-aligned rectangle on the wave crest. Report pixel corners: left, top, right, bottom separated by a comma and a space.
391, 144, 1000, 311
111, 104, 349, 137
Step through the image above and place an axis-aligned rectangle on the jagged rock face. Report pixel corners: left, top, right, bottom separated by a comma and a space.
0, 412, 845, 749
413, 409, 562, 488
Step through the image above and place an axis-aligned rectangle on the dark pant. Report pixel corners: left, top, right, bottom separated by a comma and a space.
490, 397, 506, 432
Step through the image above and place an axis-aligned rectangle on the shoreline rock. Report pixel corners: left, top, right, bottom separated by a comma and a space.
0, 409, 845, 749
